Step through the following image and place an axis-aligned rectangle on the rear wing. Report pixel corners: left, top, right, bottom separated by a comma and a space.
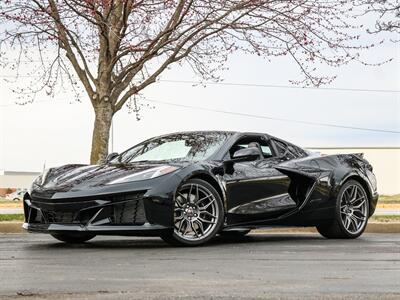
351, 153, 364, 159
349, 153, 374, 172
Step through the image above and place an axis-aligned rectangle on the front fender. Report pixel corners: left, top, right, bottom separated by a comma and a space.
173, 163, 228, 210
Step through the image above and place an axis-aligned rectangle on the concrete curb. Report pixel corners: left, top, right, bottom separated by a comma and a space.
253, 222, 400, 234
1, 222, 399, 234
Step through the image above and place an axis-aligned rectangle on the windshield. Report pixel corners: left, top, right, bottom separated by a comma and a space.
115, 132, 232, 163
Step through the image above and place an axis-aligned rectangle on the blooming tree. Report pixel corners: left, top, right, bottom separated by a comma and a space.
362, 0, 399, 34
0, 0, 378, 163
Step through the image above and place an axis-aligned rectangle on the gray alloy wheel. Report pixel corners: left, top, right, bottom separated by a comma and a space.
317, 180, 369, 239
51, 233, 96, 244
161, 178, 224, 246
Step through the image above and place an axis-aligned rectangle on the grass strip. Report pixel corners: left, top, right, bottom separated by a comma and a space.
0, 214, 24, 221
370, 215, 400, 223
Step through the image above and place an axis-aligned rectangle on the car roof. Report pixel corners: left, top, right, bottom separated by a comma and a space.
153, 130, 272, 137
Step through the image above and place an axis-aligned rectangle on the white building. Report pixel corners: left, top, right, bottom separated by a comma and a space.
308, 147, 400, 195
0, 170, 41, 190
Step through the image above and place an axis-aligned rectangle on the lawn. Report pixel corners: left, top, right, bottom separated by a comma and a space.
370, 215, 400, 223
0, 214, 24, 221
378, 194, 400, 204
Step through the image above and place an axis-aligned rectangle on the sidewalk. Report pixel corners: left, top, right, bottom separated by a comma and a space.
375, 208, 400, 215
0, 208, 23, 214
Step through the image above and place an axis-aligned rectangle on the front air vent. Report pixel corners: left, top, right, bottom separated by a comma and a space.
112, 199, 146, 225
42, 210, 77, 224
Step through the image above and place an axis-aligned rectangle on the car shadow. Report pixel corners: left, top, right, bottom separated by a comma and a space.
212, 233, 325, 245
26, 233, 325, 250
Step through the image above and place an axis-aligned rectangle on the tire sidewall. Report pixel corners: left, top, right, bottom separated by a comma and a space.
335, 180, 369, 238
170, 178, 224, 246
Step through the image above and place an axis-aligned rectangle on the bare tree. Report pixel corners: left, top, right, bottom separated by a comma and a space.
0, 0, 378, 163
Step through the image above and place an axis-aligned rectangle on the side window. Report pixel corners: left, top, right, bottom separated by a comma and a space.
288, 145, 307, 158
273, 139, 307, 160
260, 145, 273, 157
273, 140, 287, 157
286, 145, 299, 160
227, 136, 274, 160
295, 145, 308, 157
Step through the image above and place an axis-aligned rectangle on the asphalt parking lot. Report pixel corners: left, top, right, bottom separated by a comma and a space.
0, 233, 399, 299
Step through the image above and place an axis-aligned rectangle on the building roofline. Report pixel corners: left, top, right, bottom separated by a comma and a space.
306, 147, 400, 150
2, 171, 41, 176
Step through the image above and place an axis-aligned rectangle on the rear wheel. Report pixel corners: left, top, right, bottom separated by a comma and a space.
317, 180, 369, 239
161, 179, 224, 246
51, 233, 96, 244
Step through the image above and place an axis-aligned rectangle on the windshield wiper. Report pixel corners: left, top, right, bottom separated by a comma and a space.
130, 160, 167, 163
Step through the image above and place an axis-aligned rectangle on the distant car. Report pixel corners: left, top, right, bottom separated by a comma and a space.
23, 131, 378, 246
6, 190, 26, 201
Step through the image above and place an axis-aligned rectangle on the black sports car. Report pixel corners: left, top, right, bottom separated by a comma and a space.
24, 131, 378, 246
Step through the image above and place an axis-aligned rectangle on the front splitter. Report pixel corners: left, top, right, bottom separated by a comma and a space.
23, 222, 172, 236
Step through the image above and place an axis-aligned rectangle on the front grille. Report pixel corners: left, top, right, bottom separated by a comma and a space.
42, 211, 77, 224
27, 192, 147, 226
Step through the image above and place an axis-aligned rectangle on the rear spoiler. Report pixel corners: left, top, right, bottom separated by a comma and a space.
349, 153, 374, 171
351, 153, 364, 159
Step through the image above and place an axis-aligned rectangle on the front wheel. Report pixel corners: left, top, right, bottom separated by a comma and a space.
51, 233, 96, 244
161, 178, 224, 246
317, 180, 369, 239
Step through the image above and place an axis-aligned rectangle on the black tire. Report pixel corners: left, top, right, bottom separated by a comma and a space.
13, 198, 20, 201
161, 178, 224, 246
51, 233, 96, 244
219, 229, 251, 239
317, 180, 369, 239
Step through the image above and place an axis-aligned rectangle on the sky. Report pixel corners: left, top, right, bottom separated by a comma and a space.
0, 17, 399, 172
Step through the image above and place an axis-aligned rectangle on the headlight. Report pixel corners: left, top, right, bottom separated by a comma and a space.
107, 165, 179, 185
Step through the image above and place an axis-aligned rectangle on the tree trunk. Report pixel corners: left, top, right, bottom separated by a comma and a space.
90, 103, 114, 164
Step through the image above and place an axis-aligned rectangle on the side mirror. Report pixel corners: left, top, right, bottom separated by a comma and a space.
232, 146, 262, 162
215, 147, 262, 176
105, 152, 119, 162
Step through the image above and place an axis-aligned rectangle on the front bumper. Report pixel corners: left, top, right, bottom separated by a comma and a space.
23, 189, 174, 236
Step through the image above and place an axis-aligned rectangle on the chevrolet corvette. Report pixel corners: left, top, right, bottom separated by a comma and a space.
23, 131, 378, 246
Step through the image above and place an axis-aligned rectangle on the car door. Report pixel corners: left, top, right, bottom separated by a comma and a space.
223, 135, 296, 225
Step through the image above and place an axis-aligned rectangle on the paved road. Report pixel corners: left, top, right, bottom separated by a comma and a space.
0, 233, 399, 299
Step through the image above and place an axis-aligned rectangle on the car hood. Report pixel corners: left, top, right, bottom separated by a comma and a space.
36, 162, 184, 192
